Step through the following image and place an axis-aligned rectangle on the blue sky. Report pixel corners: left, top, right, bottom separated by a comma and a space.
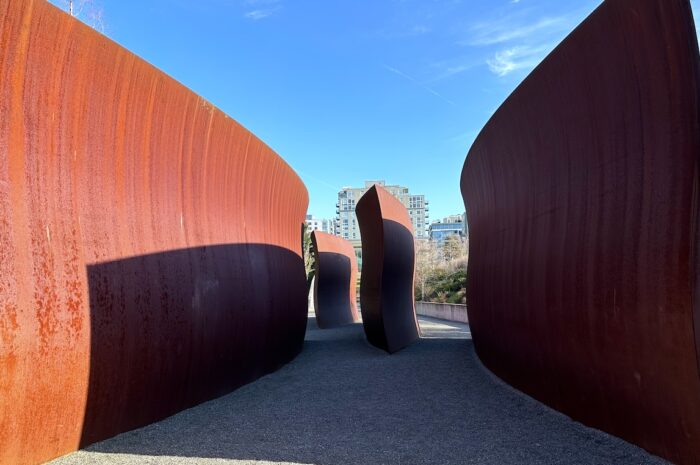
49, 0, 699, 221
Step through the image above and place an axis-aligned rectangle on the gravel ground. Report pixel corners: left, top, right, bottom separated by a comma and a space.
50, 315, 666, 465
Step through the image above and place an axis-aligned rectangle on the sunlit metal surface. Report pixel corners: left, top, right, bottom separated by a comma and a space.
0, 1, 308, 463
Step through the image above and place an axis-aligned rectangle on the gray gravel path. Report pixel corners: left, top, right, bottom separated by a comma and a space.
50, 315, 666, 465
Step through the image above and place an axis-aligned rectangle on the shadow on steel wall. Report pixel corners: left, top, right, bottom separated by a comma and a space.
356, 184, 420, 354
313, 252, 354, 327
357, 187, 420, 353
375, 221, 418, 347
79, 244, 307, 447
311, 231, 359, 329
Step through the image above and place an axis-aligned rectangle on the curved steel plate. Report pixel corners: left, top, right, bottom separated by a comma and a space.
311, 231, 359, 328
460, 0, 700, 462
0, 1, 309, 463
356, 185, 420, 353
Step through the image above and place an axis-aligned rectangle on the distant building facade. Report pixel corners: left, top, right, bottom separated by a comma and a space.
305, 214, 335, 234
429, 213, 466, 245
336, 180, 429, 248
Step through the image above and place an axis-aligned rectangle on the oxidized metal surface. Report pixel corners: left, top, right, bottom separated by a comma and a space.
0, 1, 309, 464
356, 185, 419, 353
311, 231, 359, 328
460, 0, 700, 463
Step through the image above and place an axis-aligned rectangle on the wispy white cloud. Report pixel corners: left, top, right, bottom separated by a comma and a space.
467, 16, 568, 46
383, 64, 458, 107
243, 0, 282, 20
245, 8, 279, 20
376, 23, 434, 40
435, 64, 473, 80
486, 44, 551, 77
445, 129, 478, 145
463, 6, 592, 78
295, 169, 339, 192
412, 25, 431, 34
428, 58, 481, 82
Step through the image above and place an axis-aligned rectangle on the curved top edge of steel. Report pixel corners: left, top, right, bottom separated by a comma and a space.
357, 185, 414, 232
462, 0, 700, 186
41, 0, 308, 202
311, 231, 357, 260
461, 2, 605, 171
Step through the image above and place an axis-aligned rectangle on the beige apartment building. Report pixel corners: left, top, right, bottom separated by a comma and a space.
335, 180, 429, 249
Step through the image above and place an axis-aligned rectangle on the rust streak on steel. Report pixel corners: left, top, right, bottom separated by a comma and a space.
460, 0, 700, 463
311, 231, 359, 329
0, 1, 309, 464
356, 184, 420, 353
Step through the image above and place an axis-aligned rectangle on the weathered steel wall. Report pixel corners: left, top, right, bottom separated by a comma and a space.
460, 0, 700, 463
0, 1, 309, 464
311, 231, 359, 328
356, 185, 419, 353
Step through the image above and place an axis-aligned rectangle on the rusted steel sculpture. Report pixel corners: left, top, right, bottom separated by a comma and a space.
460, 0, 700, 463
0, 1, 309, 464
311, 231, 359, 328
356, 185, 420, 353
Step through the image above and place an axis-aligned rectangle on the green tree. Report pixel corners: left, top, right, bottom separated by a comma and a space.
442, 235, 466, 262
415, 236, 468, 305
414, 240, 438, 301
302, 224, 315, 292
60, 0, 105, 31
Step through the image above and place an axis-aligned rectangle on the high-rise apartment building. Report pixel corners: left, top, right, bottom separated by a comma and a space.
335, 181, 429, 248
305, 214, 334, 234
429, 214, 466, 244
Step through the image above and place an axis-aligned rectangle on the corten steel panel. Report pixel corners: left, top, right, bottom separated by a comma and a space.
0, 1, 309, 464
311, 231, 359, 328
356, 185, 420, 353
460, 0, 700, 463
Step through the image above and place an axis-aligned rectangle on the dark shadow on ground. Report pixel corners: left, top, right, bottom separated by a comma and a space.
53, 316, 666, 465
